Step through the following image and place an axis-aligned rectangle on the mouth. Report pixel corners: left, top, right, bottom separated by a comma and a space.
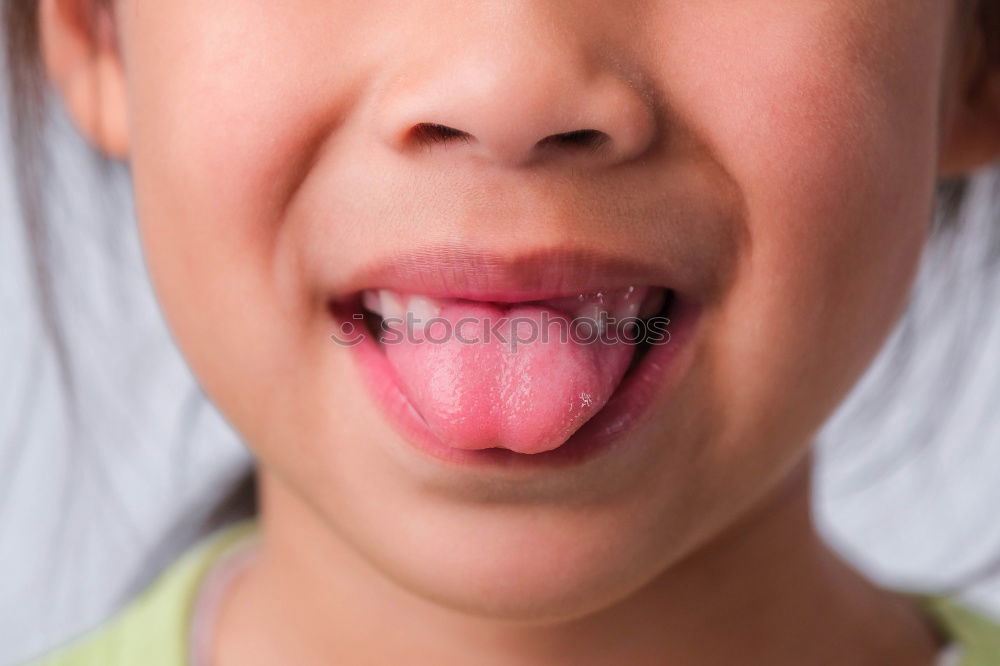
327, 250, 702, 469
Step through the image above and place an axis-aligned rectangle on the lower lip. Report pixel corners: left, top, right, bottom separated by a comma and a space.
330, 295, 702, 470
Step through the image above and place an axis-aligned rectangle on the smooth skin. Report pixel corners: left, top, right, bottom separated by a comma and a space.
41, 1, 1000, 665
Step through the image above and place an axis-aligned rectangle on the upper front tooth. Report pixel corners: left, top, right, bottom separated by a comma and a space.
362, 290, 383, 316
362, 290, 445, 330
406, 295, 442, 325
378, 289, 408, 323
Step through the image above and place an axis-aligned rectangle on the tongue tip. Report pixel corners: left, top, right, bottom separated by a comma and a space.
441, 439, 569, 456
444, 442, 560, 456
432, 427, 567, 455
432, 407, 593, 455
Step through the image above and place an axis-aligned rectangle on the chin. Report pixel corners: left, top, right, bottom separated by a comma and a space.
353, 496, 685, 624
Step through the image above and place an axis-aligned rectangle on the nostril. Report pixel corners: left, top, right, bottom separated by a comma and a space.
400, 123, 620, 162
536, 129, 609, 153
409, 123, 475, 148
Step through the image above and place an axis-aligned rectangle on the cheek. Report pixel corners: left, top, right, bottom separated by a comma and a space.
118, 3, 377, 424
648, 3, 947, 461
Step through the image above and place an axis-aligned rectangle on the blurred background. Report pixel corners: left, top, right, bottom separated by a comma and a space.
2, 49, 1000, 666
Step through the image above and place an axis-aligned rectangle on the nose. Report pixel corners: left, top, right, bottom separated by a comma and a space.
371, 16, 658, 169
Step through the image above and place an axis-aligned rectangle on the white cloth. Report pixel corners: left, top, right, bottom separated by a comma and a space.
189, 536, 259, 666
815, 167, 1000, 613
0, 80, 252, 665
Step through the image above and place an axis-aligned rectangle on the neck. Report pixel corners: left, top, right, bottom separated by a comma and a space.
211, 461, 943, 666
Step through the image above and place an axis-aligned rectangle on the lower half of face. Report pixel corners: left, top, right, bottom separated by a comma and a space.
119, 0, 953, 619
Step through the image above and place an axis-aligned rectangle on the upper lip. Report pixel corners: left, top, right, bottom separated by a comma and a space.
327, 243, 709, 304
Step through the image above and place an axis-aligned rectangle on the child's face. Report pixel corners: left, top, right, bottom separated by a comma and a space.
58, 1, 983, 617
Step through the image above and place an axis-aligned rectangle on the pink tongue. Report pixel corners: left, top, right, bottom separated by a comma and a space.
382, 301, 636, 454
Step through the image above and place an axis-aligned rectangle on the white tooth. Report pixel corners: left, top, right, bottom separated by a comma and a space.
604, 286, 650, 321
573, 302, 606, 337
362, 290, 383, 316
573, 301, 600, 322
378, 289, 408, 325
406, 295, 442, 329
615, 299, 642, 321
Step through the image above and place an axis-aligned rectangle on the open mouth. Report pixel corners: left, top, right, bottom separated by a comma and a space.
328, 282, 698, 468
356, 286, 675, 383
